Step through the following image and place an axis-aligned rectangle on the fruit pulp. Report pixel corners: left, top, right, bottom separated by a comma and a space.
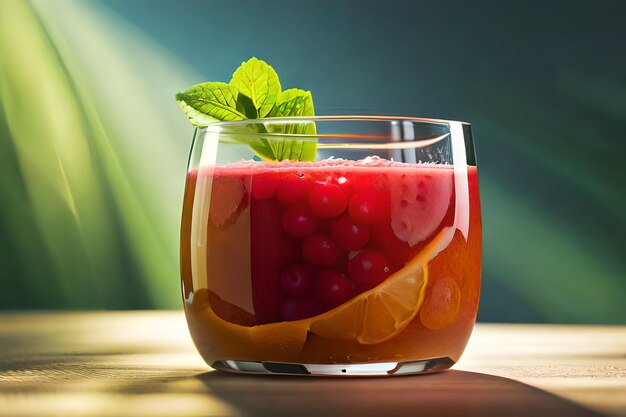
181, 158, 481, 366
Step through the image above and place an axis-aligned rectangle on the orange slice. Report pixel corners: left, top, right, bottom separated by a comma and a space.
419, 276, 461, 330
195, 228, 448, 358
308, 228, 447, 344
309, 260, 427, 344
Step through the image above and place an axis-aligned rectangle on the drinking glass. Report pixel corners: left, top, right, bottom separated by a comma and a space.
180, 116, 481, 376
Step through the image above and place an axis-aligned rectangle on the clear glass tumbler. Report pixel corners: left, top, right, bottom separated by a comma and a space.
180, 116, 481, 376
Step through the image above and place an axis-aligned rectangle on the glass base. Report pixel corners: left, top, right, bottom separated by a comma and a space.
211, 357, 454, 377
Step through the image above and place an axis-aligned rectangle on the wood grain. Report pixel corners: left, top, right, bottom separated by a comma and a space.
0, 312, 624, 417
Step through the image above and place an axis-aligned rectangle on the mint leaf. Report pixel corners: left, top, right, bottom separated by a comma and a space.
222, 123, 277, 161
269, 88, 315, 118
175, 82, 245, 126
230, 57, 281, 118
175, 100, 220, 127
267, 89, 317, 161
235, 92, 258, 119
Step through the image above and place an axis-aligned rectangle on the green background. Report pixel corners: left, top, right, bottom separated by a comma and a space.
1, 0, 624, 323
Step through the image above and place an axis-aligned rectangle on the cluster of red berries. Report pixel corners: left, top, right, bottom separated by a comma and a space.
251, 172, 393, 321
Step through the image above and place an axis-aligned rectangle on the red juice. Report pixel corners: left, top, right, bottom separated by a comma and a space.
181, 158, 481, 366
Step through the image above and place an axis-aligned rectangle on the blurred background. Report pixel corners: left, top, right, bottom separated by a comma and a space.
1, 0, 624, 323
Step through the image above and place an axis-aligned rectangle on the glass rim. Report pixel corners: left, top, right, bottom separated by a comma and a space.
203, 115, 470, 131
200, 116, 471, 147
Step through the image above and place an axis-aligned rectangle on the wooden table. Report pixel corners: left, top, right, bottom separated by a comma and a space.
0, 312, 624, 417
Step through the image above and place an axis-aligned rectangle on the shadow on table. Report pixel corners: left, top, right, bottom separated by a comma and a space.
196, 369, 605, 417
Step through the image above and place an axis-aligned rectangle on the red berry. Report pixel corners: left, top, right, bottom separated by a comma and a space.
281, 206, 317, 238
324, 175, 355, 197
349, 187, 390, 224
308, 183, 347, 218
281, 298, 322, 321
280, 264, 313, 297
313, 269, 353, 306
251, 173, 277, 200
302, 233, 339, 266
348, 249, 390, 286
276, 174, 311, 205
335, 176, 354, 197
331, 215, 370, 251
369, 221, 412, 272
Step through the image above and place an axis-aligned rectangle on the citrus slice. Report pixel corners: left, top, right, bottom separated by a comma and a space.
309, 255, 427, 344
307, 228, 448, 344
419, 276, 461, 330
194, 228, 448, 357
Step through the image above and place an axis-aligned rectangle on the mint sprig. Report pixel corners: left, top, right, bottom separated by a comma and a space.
175, 57, 317, 162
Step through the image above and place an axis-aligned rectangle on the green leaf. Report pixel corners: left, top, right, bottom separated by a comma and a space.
221, 123, 277, 161
267, 89, 317, 161
175, 100, 219, 127
175, 82, 245, 126
230, 57, 281, 117
269, 88, 315, 118
235, 92, 258, 119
